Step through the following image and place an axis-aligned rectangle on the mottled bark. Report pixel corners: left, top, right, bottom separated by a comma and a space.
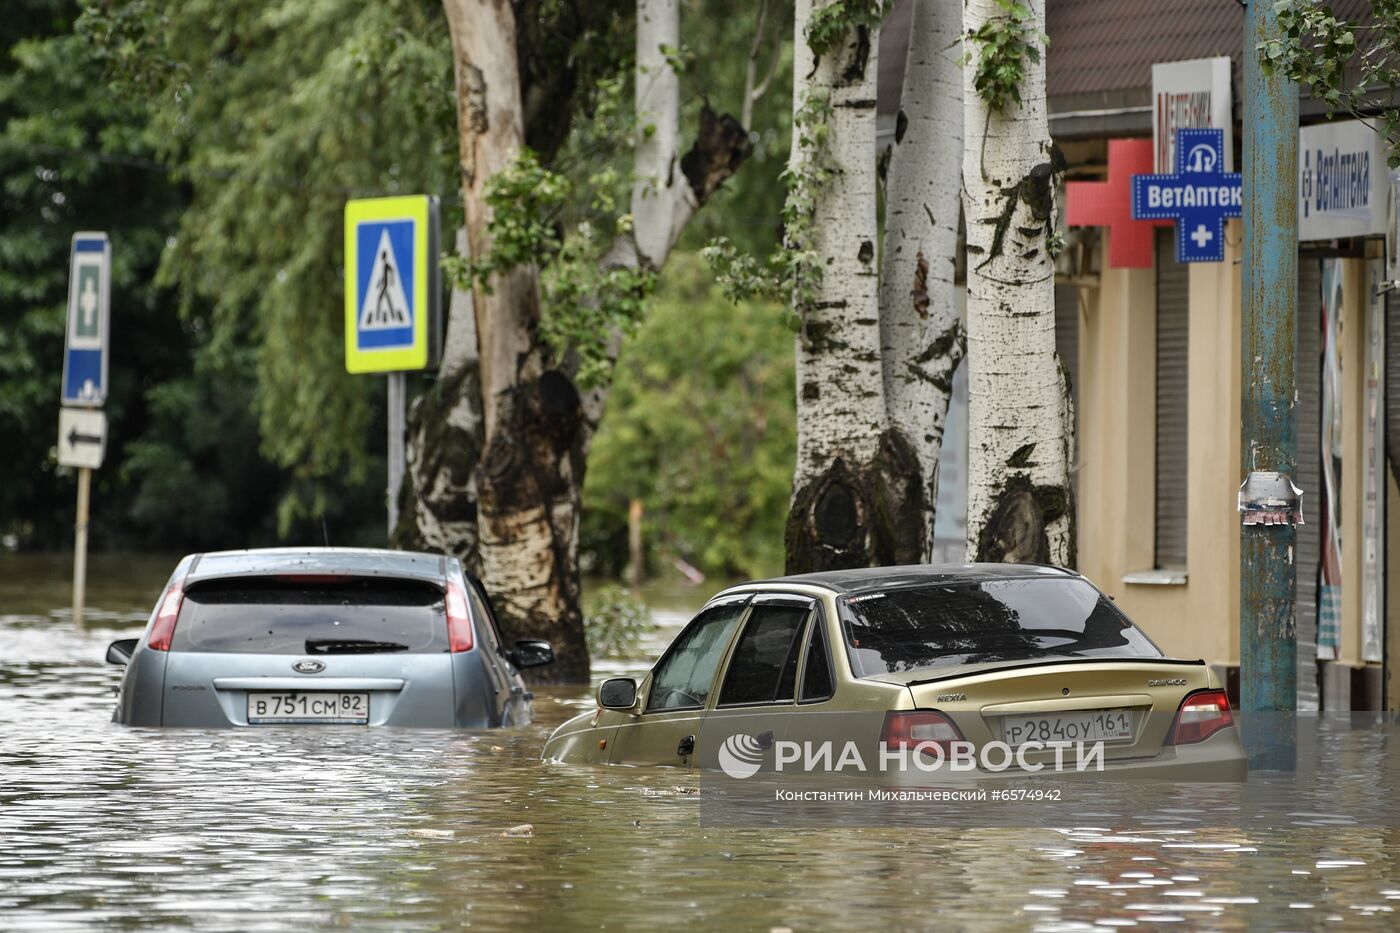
961, 0, 1075, 567
410, 0, 751, 682
878, 0, 964, 560
786, 0, 922, 572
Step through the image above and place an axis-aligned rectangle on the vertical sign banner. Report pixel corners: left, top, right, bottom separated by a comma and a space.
1318, 259, 1345, 660
343, 195, 441, 374
1363, 261, 1385, 663
61, 232, 110, 407
1298, 119, 1388, 241
1152, 57, 1233, 174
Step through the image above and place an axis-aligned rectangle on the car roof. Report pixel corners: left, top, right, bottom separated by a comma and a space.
735, 562, 1079, 596
184, 547, 450, 585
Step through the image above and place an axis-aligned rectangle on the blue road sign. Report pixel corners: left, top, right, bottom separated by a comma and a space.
1131, 127, 1242, 263
344, 196, 441, 373
61, 233, 110, 407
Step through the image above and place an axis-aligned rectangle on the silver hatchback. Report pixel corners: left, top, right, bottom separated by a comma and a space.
106, 547, 553, 728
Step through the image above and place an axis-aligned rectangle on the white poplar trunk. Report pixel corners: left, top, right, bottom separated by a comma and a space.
961, 0, 1073, 565
631, 0, 685, 264
786, 1, 922, 571
792, 0, 885, 483
878, 0, 964, 560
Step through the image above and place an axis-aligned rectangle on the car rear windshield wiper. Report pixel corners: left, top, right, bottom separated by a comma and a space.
305, 638, 409, 654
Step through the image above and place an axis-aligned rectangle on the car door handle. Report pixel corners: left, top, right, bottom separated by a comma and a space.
756, 730, 774, 749
677, 734, 695, 757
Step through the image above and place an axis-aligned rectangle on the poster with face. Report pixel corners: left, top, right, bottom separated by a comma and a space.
1317, 259, 1344, 661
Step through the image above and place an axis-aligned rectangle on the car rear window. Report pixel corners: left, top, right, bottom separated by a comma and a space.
839, 578, 1163, 678
169, 576, 448, 655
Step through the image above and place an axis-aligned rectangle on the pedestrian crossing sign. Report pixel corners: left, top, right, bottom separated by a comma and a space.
344, 195, 441, 373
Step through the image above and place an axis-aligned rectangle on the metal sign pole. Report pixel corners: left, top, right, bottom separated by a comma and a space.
1240, 0, 1299, 769
387, 371, 406, 537
73, 467, 91, 626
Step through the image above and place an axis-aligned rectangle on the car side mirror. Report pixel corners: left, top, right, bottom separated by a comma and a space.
106, 638, 138, 666
509, 639, 554, 668
598, 677, 638, 710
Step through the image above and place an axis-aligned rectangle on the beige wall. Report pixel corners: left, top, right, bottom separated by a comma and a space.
1077, 221, 1242, 665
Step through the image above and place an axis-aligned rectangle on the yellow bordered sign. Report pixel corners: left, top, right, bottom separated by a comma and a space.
344, 195, 441, 373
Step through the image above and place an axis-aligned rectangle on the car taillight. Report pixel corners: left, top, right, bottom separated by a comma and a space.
146, 583, 185, 651
445, 580, 474, 653
880, 710, 964, 754
1167, 689, 1233, 745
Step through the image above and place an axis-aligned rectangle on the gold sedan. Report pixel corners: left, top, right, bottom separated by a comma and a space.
543, 564, 1247, 782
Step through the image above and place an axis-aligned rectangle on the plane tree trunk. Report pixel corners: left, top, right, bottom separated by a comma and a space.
408, 0, 751, 682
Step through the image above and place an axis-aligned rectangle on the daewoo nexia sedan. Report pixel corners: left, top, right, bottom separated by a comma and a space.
543, 564, 1247, 780
106, 548, 553, 728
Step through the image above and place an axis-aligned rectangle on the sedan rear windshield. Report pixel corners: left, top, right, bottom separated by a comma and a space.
170, 576, 447, 655
840, 578, 1163, 678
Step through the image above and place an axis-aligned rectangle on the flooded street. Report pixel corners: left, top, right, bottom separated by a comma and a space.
3, 554, 1400, 930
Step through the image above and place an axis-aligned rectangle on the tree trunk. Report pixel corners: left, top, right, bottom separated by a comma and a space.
785, 0, 923, 574
393, 228, 484, 565
417, 0, 752, 682
961, 0, 1075, 567
878, 0, 965, 561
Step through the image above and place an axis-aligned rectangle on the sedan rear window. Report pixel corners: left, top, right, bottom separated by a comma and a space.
170, 576, 448, 655
840, 578, 1162, 678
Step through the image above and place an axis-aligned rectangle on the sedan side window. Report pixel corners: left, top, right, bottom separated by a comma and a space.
799, 614, 834, 703
646, 601, 747, 712
717, 604, 809, 707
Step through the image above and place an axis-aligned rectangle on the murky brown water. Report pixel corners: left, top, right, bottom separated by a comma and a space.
3, 553, 1400, 930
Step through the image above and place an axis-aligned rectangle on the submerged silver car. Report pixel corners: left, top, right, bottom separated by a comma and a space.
106, 547, 553, 728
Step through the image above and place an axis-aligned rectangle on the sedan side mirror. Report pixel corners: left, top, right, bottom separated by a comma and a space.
598, 677, 638, 710
510, 639, 554, 668
106, 638, 139, 666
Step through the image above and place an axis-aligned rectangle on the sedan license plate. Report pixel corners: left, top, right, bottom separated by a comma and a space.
247, 692, 369, 724
1002, 709, 1133, 746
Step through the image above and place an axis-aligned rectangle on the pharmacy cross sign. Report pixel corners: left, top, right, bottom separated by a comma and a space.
1065, 139, 1171, 268
1131, 127, 1242, 263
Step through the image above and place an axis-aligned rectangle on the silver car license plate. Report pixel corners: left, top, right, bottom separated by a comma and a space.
247, 692, 369, 724
1001, 709, 1133, 746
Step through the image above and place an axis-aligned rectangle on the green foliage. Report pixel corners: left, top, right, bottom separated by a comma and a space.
806, 0, 888, 57
964, 0, 1046, 113
582, 253, 795, 579
1, 0, 377, 550
79, 0, 460, 521
703, 82, 833, 330
583, 584, 652, 659
1262, 0, 1400, 166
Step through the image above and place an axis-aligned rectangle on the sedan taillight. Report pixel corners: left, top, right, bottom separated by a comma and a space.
1166, 689, 1233, 745
445, 580, 474, 653
880, 710, 965, 755
146, 584, 185, 652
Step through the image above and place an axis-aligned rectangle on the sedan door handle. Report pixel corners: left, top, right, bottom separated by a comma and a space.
756, 730, 773, 749
677, 734, 695, 757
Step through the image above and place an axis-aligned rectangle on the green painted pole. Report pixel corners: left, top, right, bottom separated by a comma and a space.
1241, 0, 1299, 769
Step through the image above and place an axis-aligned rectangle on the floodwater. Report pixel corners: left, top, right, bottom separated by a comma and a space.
3, 553, 1400, 931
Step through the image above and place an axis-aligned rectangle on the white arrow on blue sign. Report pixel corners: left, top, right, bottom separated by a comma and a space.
61, 232, 111, 407
1131, 127, 1242, 263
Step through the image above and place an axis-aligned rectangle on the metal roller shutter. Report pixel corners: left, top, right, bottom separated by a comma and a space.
1155, 230, 1189, 569
1295, 254, 1322, 711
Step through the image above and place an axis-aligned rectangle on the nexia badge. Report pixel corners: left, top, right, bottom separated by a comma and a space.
1131, 127, 1241, 263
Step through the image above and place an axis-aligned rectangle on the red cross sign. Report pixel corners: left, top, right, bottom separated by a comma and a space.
1066, 139, 1170, 268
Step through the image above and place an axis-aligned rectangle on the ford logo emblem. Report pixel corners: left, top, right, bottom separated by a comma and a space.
292, 659, 325, 674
